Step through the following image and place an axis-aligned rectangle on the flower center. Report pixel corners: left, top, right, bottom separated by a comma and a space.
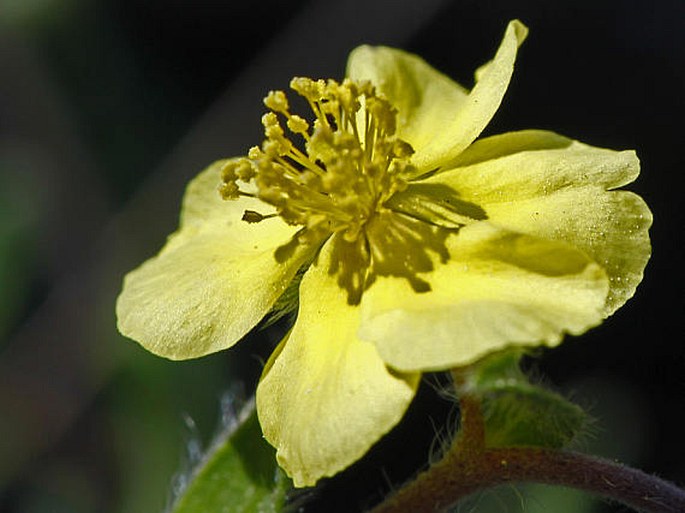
217, 77, 473, 305
219, 77, 416, 245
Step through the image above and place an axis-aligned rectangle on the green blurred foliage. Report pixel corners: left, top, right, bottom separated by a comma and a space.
0, 0, 79, 32
0, 150, 42, 342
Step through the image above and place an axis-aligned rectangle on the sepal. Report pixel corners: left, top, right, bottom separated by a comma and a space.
458, 351, 588, 449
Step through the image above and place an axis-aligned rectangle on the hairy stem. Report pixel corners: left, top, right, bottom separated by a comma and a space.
371, 381, 685, 513
370, 446, 685, 513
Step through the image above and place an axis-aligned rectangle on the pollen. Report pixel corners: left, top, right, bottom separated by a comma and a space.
220, 77, 417, 246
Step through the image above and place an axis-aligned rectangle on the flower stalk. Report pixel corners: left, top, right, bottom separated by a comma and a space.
370, 385, 685, 513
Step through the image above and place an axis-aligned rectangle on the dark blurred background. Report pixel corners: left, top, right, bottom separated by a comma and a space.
1, 1, 683, 512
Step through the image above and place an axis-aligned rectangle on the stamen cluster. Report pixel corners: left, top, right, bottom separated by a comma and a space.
219, 77, 416, 244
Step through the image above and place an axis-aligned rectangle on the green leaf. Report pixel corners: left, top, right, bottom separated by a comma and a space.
464, 351, 588, 449
170, 400, 290, 513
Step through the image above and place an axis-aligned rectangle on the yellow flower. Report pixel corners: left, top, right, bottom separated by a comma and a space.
116, 20, 651, 487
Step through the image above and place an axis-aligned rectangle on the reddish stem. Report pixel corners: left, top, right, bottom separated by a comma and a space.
371, 383, 685, 513
370, 446, 685, 513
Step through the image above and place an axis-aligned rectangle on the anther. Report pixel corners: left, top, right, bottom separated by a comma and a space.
242, 210, 276, 223
264, 90, 289, 113
287, 115, 309, 135
219, 181, 240, 200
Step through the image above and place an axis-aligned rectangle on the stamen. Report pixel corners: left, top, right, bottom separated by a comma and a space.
220, 77, 417, 246
263, 90, 289, 113
242, 210, 277, 223
287, 115, 309, 137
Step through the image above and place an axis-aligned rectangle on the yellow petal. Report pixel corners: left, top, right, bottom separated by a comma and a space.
346, 20, 527, 171
434, 131, 641, 201
428, 133, 651, 313
346, 46, 468, 163
444, 129, 575, 168
359, 222, 609, 372
116, 160, 307, 359
484, 188, 651, 315
256, 240, 419, 487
